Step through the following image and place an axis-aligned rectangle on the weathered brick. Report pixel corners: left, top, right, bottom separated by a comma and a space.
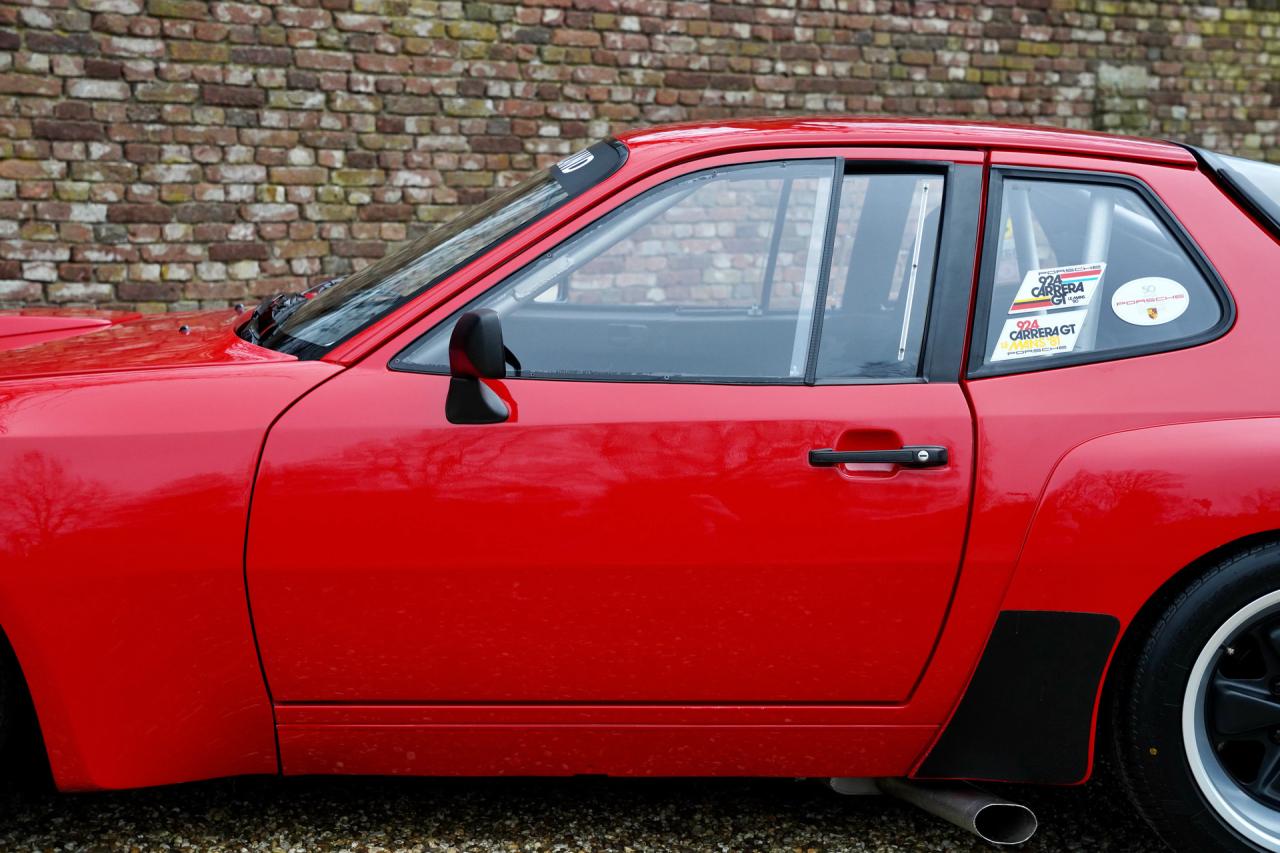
269, 166, 327, 184
26, 32, 98, 55
226, 259, 259, 279
0, 278, 43, 301
136, 82, 200, 103
295, 49, 352, 71
168, 41, 230, 62
359, 203, 412, 221
230, 45, 293, 66
0, 74, 62, 97
84, 59, 126, 79
33, 120, 106, 142
201, 84, 267, 107
141, 163, 202, 183
175, 202, 238, 223
333, 168, 383, 186
0, 159, 59, 179
54, 102, 94, 121
331, 240, 385, 257
107, 203, 173, 223
208, 241, 268, 261
67, 79, 131, 100
78, 0, 144, 12
278, 240, 328, 258
241, 202, 297, 221
148, 0, 209, 19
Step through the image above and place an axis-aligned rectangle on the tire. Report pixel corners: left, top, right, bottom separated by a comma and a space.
0, 643, 12, 758
1113, 541, 1280, 852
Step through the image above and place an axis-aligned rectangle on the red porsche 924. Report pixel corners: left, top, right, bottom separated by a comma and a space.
3, 118, 1280, 852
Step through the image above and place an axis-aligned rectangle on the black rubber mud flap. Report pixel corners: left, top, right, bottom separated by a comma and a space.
916, 610, 1120, 784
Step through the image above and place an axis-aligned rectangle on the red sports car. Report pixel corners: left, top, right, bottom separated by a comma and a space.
2, 117, 1279, 852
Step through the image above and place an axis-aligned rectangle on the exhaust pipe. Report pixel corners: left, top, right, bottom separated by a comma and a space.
875, 778, 1038, 846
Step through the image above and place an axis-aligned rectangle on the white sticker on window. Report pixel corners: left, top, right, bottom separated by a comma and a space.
990, 309, 1088, 362
1008, 263, 1105, 313
1110, 277, 1189, 326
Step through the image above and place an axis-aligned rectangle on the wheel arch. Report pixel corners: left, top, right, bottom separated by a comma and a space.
1108, 529, 1280, 682
0, 621, 53, 784
1100, 529, 1280, 748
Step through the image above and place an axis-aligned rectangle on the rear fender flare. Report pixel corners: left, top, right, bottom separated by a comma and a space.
919, 418, 1280, 783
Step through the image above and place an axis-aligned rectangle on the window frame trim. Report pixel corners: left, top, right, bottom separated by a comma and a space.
966, 166, 1236, 380
390, 156, 977, 387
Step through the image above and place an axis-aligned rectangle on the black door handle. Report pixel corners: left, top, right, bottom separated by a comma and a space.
809, 446, 948, 468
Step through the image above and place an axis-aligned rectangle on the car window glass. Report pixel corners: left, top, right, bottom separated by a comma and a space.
979, 177, 1221, 369
817, 173, 944, 379
259, 140, 627, 359
396, 160, 838, 382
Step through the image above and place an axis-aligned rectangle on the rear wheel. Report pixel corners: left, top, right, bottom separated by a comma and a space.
1114, 542, 1280, 852
0, 641, 16, 762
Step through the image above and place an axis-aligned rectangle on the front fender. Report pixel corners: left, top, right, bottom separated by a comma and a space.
0, 361, 336, 790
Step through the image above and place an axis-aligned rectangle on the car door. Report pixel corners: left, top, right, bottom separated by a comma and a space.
246, 149, 982, 703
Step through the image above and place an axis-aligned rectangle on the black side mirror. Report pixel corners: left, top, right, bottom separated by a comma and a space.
445, 309, 510, 424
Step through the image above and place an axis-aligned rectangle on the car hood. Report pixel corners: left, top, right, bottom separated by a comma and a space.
0, 307, 144, 351
0, 307, 296, 381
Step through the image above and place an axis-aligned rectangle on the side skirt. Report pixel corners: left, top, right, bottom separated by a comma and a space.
275, 705, 935, 777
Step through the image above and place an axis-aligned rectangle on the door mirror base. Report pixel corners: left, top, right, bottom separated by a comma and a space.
446, 376, 509, 425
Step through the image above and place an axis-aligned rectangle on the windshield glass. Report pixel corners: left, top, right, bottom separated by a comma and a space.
257, 139, 627, 358
1197, 148, 1280, 236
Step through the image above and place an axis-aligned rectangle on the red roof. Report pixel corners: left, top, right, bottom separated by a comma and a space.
615, 116, 1195, 166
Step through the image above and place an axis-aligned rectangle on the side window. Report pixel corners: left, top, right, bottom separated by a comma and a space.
978, 175, 1224, 371
394, 161, 946, 383
819, 173, 943, 379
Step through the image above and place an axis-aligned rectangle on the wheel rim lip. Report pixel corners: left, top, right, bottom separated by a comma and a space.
1184, 588, 1280, 851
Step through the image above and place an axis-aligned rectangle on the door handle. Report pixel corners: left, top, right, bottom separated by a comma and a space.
808, 446, 948, 468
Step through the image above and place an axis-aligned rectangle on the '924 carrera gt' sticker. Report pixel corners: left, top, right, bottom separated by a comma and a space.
990, 309, 1088, 362
1110, 277, 1189, 326
1008, 263, 1105, 314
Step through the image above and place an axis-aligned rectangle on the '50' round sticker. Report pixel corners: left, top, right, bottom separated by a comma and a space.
1110, 277, 1189, 326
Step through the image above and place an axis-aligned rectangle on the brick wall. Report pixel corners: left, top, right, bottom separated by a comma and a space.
0, 0, 1278, 312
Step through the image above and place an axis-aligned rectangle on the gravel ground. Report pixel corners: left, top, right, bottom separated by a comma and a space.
0, 772, 1169, 852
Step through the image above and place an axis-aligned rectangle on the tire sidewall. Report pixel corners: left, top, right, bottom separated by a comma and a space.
1125, 548, 1280, 853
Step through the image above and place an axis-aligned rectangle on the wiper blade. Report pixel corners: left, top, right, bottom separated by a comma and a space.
244, 291, 304, 344
243, 277, 345, 346
269, 292, 309, 328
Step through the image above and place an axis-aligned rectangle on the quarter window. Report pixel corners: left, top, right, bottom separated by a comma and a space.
977, 176, 1223, 371
394, 161, 946, 383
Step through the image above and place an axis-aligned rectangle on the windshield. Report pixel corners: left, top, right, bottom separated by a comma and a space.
256, 139, 627, 358
1196, 147, 1280, 237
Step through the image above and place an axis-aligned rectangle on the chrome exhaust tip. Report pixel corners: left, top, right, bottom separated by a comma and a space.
872, 778, 1038, 845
